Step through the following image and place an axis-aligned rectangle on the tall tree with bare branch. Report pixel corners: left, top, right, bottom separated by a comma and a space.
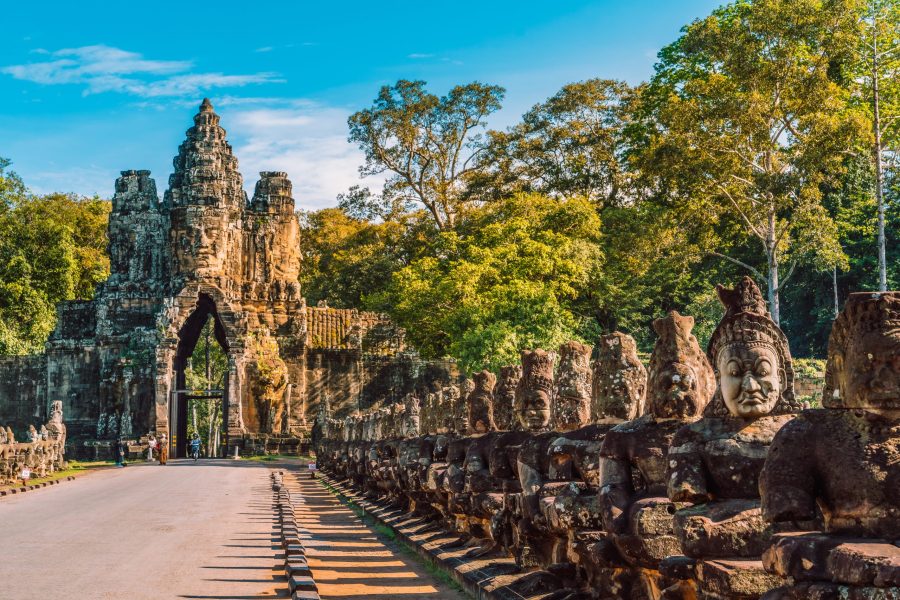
346, 80, 504, 230
856, 0, 900, 291
633, 0, 866, 324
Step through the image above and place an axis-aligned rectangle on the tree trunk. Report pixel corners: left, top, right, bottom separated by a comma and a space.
873, 20, 888, 292
766, 206, 781, 325
833, 266, 840, 318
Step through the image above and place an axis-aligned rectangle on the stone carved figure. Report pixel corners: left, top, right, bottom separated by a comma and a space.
595, 311, 715, 595
516, 349, 555, 432
759, 291, 900, 598
592, 332, 647, 421
553, 341, 592, 432
402, 393, 421, 439
247, 337, 289, 435
467, 371, 497, 434
493, 365, 522, 431
665, 277, 802, 599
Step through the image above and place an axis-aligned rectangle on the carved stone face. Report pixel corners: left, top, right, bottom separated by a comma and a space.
834, 328, 900, 412
651, 362, 703, 419
717, 345, 781, 418
519, 387, 552, 430
554, 342, 592, 431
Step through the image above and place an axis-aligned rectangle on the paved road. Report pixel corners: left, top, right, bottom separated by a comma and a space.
0, 459, 287, 600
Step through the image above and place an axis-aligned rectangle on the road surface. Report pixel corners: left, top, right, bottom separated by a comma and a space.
0, 459, 287, 599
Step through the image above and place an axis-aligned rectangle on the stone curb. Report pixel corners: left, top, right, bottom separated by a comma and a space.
318, 472, 531, 600
0, 475, 76, 498
271, 471, 320, 600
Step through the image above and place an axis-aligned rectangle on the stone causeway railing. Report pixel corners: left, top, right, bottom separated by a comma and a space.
271, 471, 321, 600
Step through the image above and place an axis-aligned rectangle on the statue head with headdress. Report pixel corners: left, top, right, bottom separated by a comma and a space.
824, 291, 900, 413
516, 349, 555, 431
648, 311, 716, 419
706, 277, 798, 418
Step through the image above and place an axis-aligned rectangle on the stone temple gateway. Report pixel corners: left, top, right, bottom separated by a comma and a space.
0, 99, 426, 458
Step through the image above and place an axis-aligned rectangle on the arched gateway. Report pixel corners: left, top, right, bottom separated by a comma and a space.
0, 99, 422, 458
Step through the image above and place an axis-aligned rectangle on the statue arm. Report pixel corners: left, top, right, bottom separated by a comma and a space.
760, 417, 817, 524
666, 430, 711, 504
517, 458, 544, 522
597, 454, 634, 533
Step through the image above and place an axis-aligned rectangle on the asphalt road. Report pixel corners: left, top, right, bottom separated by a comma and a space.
0, 459, 287, 600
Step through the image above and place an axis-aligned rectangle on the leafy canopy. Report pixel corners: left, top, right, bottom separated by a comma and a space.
376, 194, 603, 372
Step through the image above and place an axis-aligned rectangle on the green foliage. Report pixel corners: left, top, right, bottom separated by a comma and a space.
632, 0, 866, 322
346, 79, 505, 229
375, 194, 603, 372
470, 79, 635, 206
298, 207, 430, 308
0, 159, 110, 354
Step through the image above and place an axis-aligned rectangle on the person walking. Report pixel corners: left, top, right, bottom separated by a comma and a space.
189, 433, 201, 461
158, 433, 168, 465
147, 434, 157, 461
115, 437, 128, 467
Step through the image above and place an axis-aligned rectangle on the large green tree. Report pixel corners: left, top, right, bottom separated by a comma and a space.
346, 80, 505, 229
855, 0, 900, 290
0, 159, 110, 354
376, 194, 603, 372
470, 79, 635, 206
634, 0, 866, 324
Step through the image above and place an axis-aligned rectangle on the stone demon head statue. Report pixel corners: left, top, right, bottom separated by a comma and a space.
592, 332, 646, 421
706, 277, 799, 418
553, 341, 592, 431
516, 349, 555, 432
824, 291, 900, 413
647, 311, 715, 419
467, 370, 497, 434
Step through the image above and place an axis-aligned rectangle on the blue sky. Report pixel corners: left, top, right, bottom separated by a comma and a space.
1, 0, 722, 210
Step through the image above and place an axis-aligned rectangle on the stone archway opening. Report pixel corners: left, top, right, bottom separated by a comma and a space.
171, 293, 230, 458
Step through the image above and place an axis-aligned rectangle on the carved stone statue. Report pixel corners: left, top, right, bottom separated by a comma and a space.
516, 349, 555, 432
596, 311, 715, 594
592, 332, 647, 421
665, 277, 802, 598
248, 336, 289, 434
466, 371, 497, 434
493, 365, 521, 431
760, 291, 900, 598
402, 393, 421, 439
553, 341, 592, 432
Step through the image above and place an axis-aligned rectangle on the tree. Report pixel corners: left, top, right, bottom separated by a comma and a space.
298, 207, 432, 309
376, 194, 603, 372
470, 79, 635, 206
855, 0, 900, 291
634, 0, 865, 324
0, 158, 111, 354
347, 80, 505, 230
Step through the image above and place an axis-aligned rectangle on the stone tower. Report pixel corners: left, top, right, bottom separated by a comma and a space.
0, 99, 409, 458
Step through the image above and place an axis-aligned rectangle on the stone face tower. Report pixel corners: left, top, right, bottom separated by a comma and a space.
0, 99, 408, 458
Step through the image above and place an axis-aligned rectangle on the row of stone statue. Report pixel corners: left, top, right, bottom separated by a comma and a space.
0, 401, 67, 486
315, 278, 899, 600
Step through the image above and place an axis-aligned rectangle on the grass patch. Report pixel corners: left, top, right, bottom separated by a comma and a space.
1, 459, 113, 491
317, 476, 469, 598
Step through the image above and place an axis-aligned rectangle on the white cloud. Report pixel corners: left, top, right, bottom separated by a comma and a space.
227, 101, 385, 211
407, 53, 435, 59
1, 44, 282, 97
255, 46, 273, 53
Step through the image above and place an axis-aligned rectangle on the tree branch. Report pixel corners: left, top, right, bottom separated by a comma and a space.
710, 251, 765, 280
